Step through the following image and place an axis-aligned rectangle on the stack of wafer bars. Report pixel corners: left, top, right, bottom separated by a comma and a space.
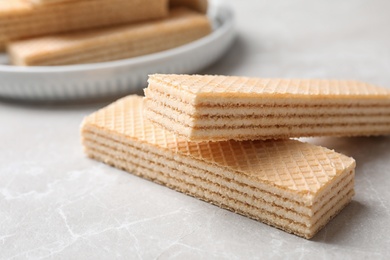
81, 74, 390, 239
1, 0, 210, 65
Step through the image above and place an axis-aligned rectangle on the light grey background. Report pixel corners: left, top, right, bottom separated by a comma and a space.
1, 0, 390, 259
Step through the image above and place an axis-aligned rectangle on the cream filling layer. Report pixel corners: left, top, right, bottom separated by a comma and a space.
146, 80, 390, 107
145, 99, 390, 127
144, 107, 390, 141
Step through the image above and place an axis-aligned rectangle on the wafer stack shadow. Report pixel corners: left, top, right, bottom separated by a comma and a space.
1, 0, 212, 65
311, 200, 365, 242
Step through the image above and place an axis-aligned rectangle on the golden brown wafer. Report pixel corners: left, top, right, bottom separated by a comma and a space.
7, 8, 211, 66
144, 74, 390, 141
81, 95, 356, 239
0, 0, 168, 49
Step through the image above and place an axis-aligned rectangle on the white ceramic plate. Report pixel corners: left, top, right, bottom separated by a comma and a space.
0, 0, 235, 101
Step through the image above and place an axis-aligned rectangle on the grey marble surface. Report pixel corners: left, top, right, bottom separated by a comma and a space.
1, 0, 390, 259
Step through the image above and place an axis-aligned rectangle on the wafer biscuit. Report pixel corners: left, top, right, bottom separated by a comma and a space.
81, 95, 356, 239
144, 74, 390, 141
0, 0, 168, 49
7, 8, 211, 66
170, 0, 208, 13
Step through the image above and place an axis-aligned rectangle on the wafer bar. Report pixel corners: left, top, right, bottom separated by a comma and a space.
7, 8, 211, 66
80, 95, 356, 239
0, 0, 168, 49
170, 0, 208, 13
144, 74, 390, 141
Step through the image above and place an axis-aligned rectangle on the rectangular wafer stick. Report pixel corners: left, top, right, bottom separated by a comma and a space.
81, 95, 356, 239
0, 0, 168, 49
7, 8, 211, 66
144, 74, 390, 141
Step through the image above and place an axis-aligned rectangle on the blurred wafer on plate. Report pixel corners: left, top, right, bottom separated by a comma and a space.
7, 8, 211, 66
144, 74, 390, 141
0, 0, 168, 49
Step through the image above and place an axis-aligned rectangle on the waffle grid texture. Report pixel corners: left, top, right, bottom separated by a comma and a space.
81, 96, 356, 239
83, 96, 354, 195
